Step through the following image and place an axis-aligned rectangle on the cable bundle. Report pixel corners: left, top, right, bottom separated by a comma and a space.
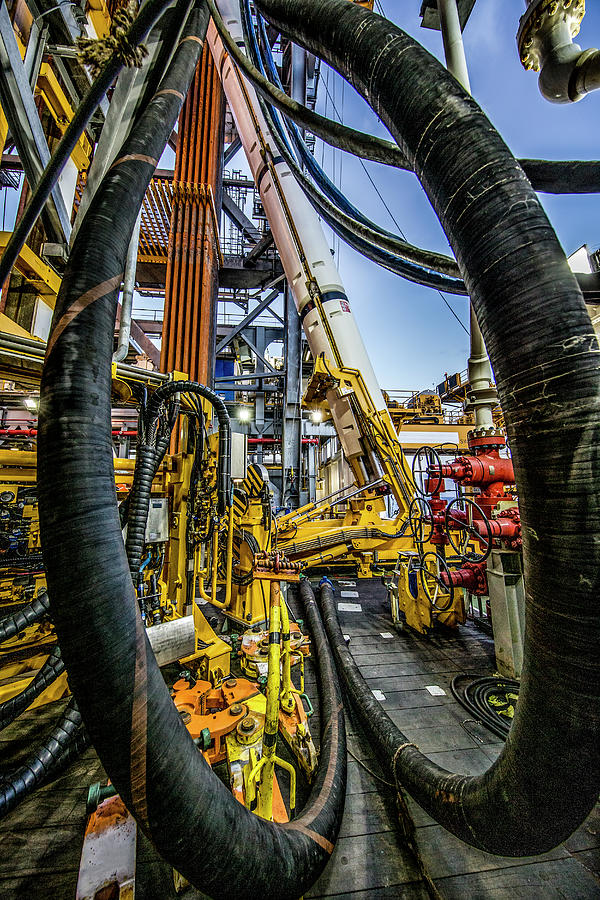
450, 673, 520, 740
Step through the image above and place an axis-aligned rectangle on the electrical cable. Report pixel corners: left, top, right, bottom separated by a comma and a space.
0, 592, 50, 644
0, 698, 88, 820
0, 645, 65, 731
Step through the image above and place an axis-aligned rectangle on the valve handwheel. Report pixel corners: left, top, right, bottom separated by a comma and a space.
408, 496, 434, 546
419, 551, 454, 612
411, 445, 443, 496
445, 497, 492, 563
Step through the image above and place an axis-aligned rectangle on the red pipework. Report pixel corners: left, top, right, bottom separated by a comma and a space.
441, 561, 488, 595
437, 452, 514, 491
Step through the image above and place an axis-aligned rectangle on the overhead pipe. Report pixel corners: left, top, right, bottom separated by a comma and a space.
518, 0, 600, 103
37, 4, 346, 895
255, 0, 600, 855
113, 212, 143, 363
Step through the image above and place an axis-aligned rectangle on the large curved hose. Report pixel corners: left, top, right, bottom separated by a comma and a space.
0, 698, 88, 821
0, 645, 65, 731
37, 3, 346, 896
255, 0, 600, 856
0, 592, 50, 644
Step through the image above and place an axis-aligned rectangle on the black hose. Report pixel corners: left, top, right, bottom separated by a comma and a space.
0, 592, 50, 644
125, 443, 159, 577
0, 0, 179, 291
519, 159, 600, 194
37, 4, 346, 895
146, 382, 232, 515
450, 674, 519, 741
0, 645, 65, 731
0, 698, 88, 821
239, 5, 466, 293
255, 0, 600, 856
207, 0, 406, 167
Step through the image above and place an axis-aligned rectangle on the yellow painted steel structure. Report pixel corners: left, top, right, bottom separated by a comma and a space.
0, 233, 61, 306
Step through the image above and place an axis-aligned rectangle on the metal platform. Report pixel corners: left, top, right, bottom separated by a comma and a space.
0, 578, 598, 898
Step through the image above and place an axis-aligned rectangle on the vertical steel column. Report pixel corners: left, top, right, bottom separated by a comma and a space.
161, 45, 224, 383
282, 284, 302, 508
437, 0, 497, 429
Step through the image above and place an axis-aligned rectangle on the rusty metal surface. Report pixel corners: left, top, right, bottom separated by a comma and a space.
161, 46, 225, 384
75, 794, 137, 900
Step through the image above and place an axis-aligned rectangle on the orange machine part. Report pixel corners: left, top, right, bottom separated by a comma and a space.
161, 45, 224, 384
172, 676, 261, 765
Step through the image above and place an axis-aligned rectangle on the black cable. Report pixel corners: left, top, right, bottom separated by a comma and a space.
0, 0, 179, 290
450, 673, 519, 741
0, 645, 65, 731
0, 698, 88, 821
0, 592, 50, 644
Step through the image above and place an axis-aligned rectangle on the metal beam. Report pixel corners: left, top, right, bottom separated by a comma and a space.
216, 289, 280, 354
222, 192, 262, 242
214, 372, 283, 382
244, 230, 274, 267
0, 0, 70, 242
282, 284, 302, 506
219, 256, 281, 290
241, 332, 277, 374
23, 21, 48, 90
224, 135, 242, 166
223, 174, 255, 189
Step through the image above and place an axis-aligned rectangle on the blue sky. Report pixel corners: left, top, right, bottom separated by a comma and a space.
313, 1, 600, 393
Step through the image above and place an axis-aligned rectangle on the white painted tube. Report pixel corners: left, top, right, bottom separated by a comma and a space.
147, 615, 195, 667
209, 2, 388, 462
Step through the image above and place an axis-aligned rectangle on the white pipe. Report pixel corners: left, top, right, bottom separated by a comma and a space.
437, 0, 497, 431
209, 1, 388, 464
147, 614, 195, 667
113, 212, 142, 363
519, 0, 600, 103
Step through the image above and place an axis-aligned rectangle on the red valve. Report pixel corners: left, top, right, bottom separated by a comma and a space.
441, 561, 488, 595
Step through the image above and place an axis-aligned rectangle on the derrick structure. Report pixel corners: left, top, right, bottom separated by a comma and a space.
0, 1, 597, 899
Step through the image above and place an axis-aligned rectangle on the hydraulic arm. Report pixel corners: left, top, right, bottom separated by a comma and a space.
208, 0, 414, 516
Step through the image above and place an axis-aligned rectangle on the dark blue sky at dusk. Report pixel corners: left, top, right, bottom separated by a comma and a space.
312, 1, 600, 393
